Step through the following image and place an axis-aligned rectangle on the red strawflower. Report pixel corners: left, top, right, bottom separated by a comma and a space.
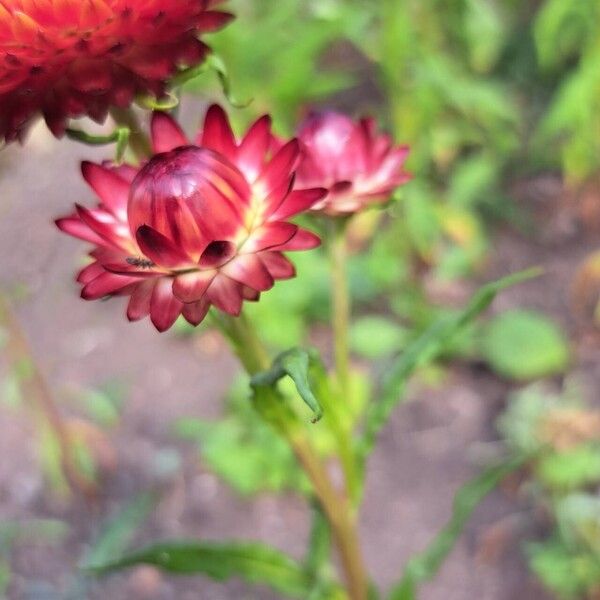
56, 105, 325, 332
294, 112, 411, 216
0, 0, 232, 142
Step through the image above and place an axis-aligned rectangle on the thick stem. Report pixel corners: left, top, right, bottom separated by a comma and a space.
109, 107, 152, 162
216, 312, 368, 600
327, 219, 351, 399
0, 295, 96, 500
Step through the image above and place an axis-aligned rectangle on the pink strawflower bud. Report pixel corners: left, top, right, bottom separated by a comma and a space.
294, 112, 412, 216
56, 106, 325, 332
0, 0, 233, 142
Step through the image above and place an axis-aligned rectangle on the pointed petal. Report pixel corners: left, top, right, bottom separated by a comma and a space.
151, 111, 189, 153
172, 270, 216, 303
269, 188, 326, 220
150, 278, 183, 332
237, 114, 271, 181
222, 254, 274, 291
135, 225, 190, 268
257, 140, 299, 196
75, 204, 131, 251
104, 262, 163, 277
206, 275, 243, 315
81, 272, 138, 300
81, 161, 130, 221
199, 104, 236, 156
241, 286, 260, 301
56, 216, 106, 246
76, 261, 105, 284
258, 252, 296, 280
242, 222, 297, 253
275, 227, 321, 251
182, 298, 211, 326
127, 280, 155, 321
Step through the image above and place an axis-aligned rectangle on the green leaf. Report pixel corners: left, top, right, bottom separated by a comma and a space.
482, 310, 569, 380
83, 493, 156, 569
359, 269, 541, 462
350, 317, 408, 359
251, 348, 324, 422
88, 540, 312, 598
388, 457, 526, 600
536, 445, 600, 491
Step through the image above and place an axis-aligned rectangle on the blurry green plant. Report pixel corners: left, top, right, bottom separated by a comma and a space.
499, 383, 600, 599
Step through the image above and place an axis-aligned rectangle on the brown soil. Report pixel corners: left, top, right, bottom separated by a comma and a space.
1, 120, 597, 600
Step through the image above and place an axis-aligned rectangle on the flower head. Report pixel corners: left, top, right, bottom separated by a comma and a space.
294, 111, 411, 216
56, 105, 324, 331
0, 0, 233, 142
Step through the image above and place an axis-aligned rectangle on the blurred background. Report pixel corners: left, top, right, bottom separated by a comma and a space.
1, 0, 600, 598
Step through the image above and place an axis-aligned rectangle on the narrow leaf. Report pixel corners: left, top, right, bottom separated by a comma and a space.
83, 492, 156, 569
251, 348, 324, 422
88, 540, 312, 598
388, 457, 526, 600
359, 269, 541, 462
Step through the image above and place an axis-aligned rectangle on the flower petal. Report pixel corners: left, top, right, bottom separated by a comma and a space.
151, 111, 189, 153
206, 275, 243, 315
237, 114, 271, 181
127, 280, 155, 321
81, 272, 138, 300
257, 139, 299, 196
56, 216, 106, 246
182, 298, 211, 326
269, 187, 327, 221
150, 278, 183, 332
258, 252, 296, 280
172, 270, 216, 303
242, 222, 297, 253
135, 225, 190, 268
81, 161, 130, 221
199, 104, 236, 156
222, 254, 274, 291
275, 227, 321, 251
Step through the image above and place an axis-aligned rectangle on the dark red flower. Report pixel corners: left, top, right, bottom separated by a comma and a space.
294, 112, 411, 216
56, 105, 325, 332
0, 0, 233, 142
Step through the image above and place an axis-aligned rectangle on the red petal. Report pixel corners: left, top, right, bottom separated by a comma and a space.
172, 270, 215, 303
269, 188, 326, 220
103, 262, 163, 277
81, 272, 138, 300
257, 140, 299, 196
237, 114, 271, 181
151, 111, 189, 153
150, 278, 183, 332
81, 162, 130, 221
222, 254, 274, 291
195, 11, 235, 32
56, 216, 106, 246
276, 227, 321, 251
136, 225, 190, 268
75, 204, 131, 251
199, 104, 236, 157
127, 280, 155, 321
243, 222, 297, 253
182, 298, 211, 326
258, 252, 296, 280
206, 275, 243, 315
76, 261, 105, 284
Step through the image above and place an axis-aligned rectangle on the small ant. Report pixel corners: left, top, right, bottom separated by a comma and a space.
126, 256, 154, 268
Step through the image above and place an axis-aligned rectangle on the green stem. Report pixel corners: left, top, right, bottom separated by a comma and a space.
215, 312, 368, 600
109, 107, 152, 162
327, 219, 351, 399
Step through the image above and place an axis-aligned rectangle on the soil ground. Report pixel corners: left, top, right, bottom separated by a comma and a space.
1, 118, 598, 600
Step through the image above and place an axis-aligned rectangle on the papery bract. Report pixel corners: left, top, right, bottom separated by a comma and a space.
0, 0, 233, 142
294, 112, 411, 216
56, 106, 324, 332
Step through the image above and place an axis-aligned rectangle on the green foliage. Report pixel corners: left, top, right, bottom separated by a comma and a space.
533, 0, 600, 181
482, 309, 569, 380
537, 445, 600, 491
175, 377, 307, 496
389, 457, 526, 600
359, 269, 541, 463
349, 316, 408, 359
89, 540, 314, 599
251, 348, 325, 422
83, 493, 156, 570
